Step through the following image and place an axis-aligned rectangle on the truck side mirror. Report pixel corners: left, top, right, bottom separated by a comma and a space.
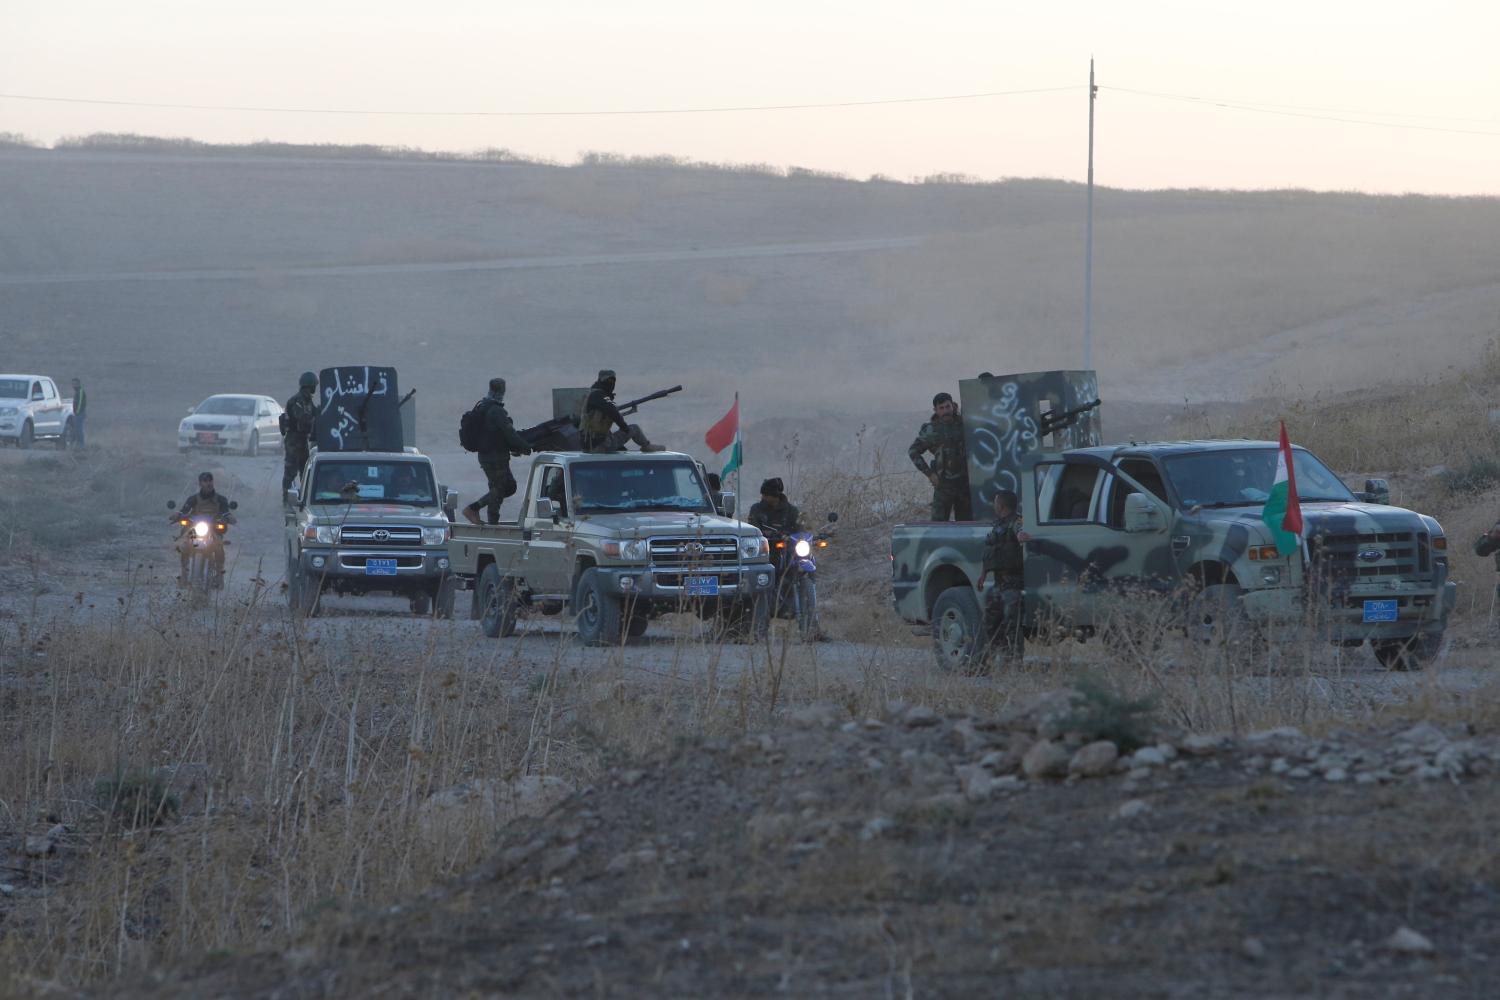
285, 487, 301, 508
1359, 478, 1390, 505
535, 498, 557, 519
1123, 492, 1165, 533
719, 490, 737, 517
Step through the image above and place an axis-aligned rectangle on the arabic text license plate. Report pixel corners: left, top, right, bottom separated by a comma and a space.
1362, 599, 1398, 623
684, 575, 720, 597
196, 431, 217, 443
365, 558, 398, 576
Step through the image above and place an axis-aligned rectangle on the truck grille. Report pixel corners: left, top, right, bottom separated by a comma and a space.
194, 422, 226, 431
1308, 531, 1419, 584
648, 536, 739, 567
339, 525, 424, 546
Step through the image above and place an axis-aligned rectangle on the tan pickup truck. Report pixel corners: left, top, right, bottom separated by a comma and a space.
448, 451, 776, 644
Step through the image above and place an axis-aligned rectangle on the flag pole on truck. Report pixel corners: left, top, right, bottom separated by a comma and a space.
705, 393, 742, 512
1083, 57, 1097, 371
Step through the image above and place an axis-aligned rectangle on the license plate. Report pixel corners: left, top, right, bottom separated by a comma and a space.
365, 558, 398, 576
684, 575, 720, 596
196, 431, 216, 443
1362, 599, 1398, 623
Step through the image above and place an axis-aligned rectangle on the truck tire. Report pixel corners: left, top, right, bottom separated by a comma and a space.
245, 431, 260, 457
289, 561, 321, 618
931, 587, 983, 671
411, 593, 432, 616
18, 421, 33, 450
57, 420, 75, 450
1374, 633, 1442, 671
627, 613, 649, 639
573, 568, 624, 646
1186, 584, 1256, 649
478, 565, 518, 638
434, 578, 456, 620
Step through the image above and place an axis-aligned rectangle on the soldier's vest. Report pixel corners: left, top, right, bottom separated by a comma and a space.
928, 419, 967, 481
285, 394, 316, 437
578, 394, 614, 438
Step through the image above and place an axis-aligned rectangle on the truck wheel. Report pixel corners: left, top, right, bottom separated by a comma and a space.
57, 420, 75, 450
434, 578, 456, 620
290, 563, 321, 618
627, 613, 649, 639
1186, 584, 1256, 648
931, 587, 983, 671
245, 431, 260, 458
411, 593, 432, 616
574, 568, 623, 646
750, 594, 771, 641
1374, 633, 1442, 671
17, 421, 33, 450
478, 565, 517, 638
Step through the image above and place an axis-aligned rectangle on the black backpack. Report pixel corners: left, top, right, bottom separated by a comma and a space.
458, 399, 493, 453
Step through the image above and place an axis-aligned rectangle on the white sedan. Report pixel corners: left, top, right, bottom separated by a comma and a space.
178, 394, 284, 456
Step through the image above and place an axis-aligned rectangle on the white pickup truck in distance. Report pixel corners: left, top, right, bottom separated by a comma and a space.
0, 375, 76, 449
448, 451, 777, 644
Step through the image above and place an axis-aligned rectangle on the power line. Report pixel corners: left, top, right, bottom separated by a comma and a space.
1106, 85, 1500, 137
0, 85, 1077, 118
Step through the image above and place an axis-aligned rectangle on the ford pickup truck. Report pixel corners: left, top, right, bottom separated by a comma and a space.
447, 451, 777, 644
892, 371, 1455, 672
285, 448, 458, 617
0, 375, 76, 448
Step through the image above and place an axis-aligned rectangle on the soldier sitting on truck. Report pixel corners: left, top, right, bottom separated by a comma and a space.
580, 370, 666, 453
975, 489, 1030, 668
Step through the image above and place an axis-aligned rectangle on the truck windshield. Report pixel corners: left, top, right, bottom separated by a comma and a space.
309, 460, 436, 505
196, 396, 258, 416
1163, 448, 1355, 509
0, 379, 28, 398
571, 460, 713, 514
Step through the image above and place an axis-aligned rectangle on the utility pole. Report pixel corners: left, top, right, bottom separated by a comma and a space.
1083, 58, 1097, 371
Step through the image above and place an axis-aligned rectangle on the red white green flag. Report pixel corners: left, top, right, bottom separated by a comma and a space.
704, 394, 741, 478
1261, 421, 1304, 556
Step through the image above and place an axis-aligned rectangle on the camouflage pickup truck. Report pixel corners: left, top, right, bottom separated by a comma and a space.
448, 451, 776, 644
893, 371, 1456, 671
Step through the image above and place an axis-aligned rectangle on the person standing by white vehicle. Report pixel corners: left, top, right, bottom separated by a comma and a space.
71, 377, 87, 448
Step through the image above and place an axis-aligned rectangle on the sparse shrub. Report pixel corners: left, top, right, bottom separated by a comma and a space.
1059, 674, 1157, 751
95, 770, 179, 829
1439, 456, 1500, 495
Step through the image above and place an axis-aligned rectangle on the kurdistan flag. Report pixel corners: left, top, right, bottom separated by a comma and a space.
704, 394, 741, 478
1261, 421, 1304, 556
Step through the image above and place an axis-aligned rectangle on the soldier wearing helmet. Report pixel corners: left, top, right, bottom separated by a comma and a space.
909, 391, 972, 521
462, 377, 532, 526
579, 369, 666, 453
281, 371, 319, 498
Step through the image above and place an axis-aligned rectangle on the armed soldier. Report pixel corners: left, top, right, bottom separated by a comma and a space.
281, 371, 319, 499
580, 370, 666, 453
909, 391, 971, 521
1474, 522, 1500, 626
747, 477, 801, 539
462, 377, 531, 526
975, 489, 1030, 667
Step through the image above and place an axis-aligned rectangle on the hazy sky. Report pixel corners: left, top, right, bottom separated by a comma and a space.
5, 1, 1498, 194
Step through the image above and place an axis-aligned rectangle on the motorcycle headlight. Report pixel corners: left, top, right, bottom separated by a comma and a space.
794, 539, 812, 558
193, 521, 211, 539
741, 536, 769, 559
421, 526, 450, 546
304, 525, 338, 544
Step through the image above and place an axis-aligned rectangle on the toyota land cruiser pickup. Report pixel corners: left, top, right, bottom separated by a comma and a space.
448, 451, 776, 644
285, 448, 457, 617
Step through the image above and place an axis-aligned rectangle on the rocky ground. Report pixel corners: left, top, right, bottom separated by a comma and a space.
102, 692, 1500, 999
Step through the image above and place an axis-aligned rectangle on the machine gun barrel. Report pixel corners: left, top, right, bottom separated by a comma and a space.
617, 384, 684, 416
1037, 398, 1101, 436
518, 414, 579, 447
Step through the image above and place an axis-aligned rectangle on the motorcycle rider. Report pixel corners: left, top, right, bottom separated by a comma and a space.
579, 370, 666, 453
281, 371, 319, 499
171, 471, 235, 586
747, 477, 801, 538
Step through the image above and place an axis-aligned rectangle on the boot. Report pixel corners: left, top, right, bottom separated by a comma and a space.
461, 506, 483, 526
640, 443, 667, 453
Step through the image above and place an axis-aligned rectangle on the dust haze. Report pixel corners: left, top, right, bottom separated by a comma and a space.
3, 137, 1499, 489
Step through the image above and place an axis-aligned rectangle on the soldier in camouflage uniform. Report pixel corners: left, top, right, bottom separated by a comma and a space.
976, 489, 1029, 666
462, 377, 532, 526
909, 391, 971, 521
1474, 523, 1500, 623
281, 371, 319, 498
580, 370, 666, 453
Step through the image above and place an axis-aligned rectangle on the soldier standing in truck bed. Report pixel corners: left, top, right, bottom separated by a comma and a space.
909, 391, 971, 521
580, 370, 666, 453
281, 371, 318, 499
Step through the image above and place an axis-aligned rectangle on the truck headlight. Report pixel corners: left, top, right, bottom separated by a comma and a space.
741, 536, 769, 559
421, 526, 450, 546
0, 407, 17, 417
621, 539, 649, 561
304, 525, 338, 544
1260, 566, 1280, 585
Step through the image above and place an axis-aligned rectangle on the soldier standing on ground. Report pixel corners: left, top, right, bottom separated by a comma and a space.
462, 377, 531, 526
1474, 522, 1500, 625
976, 489, 1030, 666
909, 391, 971, 521
70, 377, 87, 448
281, 372, 319, 499
580, 370, 666, 453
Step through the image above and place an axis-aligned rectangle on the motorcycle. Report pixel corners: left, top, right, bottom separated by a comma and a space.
768, 513, 837, 640
168, 499, 238, 590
